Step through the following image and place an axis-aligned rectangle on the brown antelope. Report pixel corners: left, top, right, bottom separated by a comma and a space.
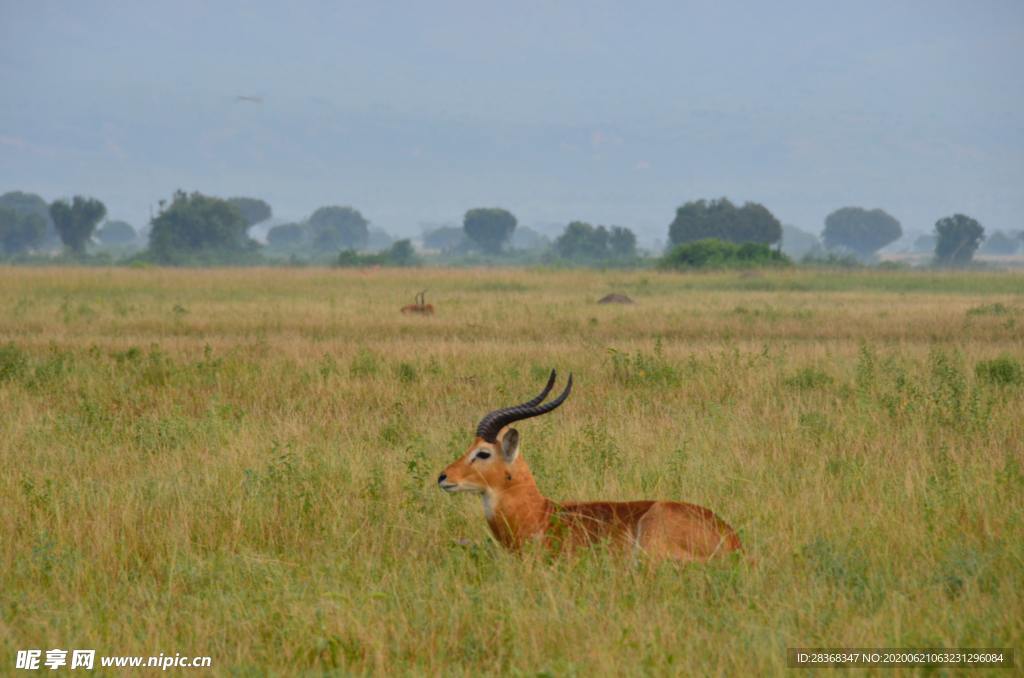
438, 371, 743, 561
401, 290, 434, 315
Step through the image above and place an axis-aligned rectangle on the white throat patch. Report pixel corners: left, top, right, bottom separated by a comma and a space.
482, 492, 497, 520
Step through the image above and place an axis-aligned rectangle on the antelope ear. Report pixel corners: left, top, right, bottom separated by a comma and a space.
501, 428, 520, 463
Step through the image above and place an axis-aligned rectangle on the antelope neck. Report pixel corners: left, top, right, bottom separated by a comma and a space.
483, 471, 552, 549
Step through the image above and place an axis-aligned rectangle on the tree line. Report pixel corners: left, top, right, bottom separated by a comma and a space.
0, 188, 1016, 268
663, 198, 1010, 267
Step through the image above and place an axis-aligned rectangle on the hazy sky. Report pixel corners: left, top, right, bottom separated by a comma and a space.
1, 0, 1022, 243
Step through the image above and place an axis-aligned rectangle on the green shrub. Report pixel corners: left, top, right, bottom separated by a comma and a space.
975, 355, 1023, 386
801, 251, 864, 268
784, 367, 834, 390
350, 348, 379, 377
659, 239, 789, 270
336, 239, 419, 268
335, 250, 378, 267
0, 343, 28, 383
966, 303, 1012, 317
608, 340, 680, 387
800, 538, 881, 608
395, 362, 418, 384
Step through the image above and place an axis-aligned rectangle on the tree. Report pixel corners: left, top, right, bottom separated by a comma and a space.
980, 230, 1020, 255
0, 206, 47, 255
731, 202, 783, 245
387, 239, 417, 266
822, 207, 902, 258
463, 208, 517, 254
422, 226, 466, 253
0, 191, 56, 244
308, 206, 369, 251
266, 223, 306, 249
96, 220, 138, 246
608, 226, 637, 258
668, 198, 781, 247
49, 196, 107, 255
1, 191, 51, 225
367, 226, 394, 251
934, 214, 984, 266
148, 190, 256, 263
555, 222, 638, 261
227, 197, 272, 227
511, 225, 551, 251
555, 222, 608, 260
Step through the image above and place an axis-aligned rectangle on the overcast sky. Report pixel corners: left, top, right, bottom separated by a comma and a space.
1, 0, 1022, 243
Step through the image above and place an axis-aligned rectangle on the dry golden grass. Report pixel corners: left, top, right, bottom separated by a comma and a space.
1, 266, 1022, 675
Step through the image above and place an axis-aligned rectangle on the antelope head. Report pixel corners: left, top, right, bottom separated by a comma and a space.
437, 370, 572, 496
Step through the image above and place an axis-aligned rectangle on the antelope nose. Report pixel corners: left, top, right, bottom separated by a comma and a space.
437, 473, 448, 484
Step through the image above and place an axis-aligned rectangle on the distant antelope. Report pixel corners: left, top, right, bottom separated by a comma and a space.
438, 371, 743, 561
401, 290, 434, 315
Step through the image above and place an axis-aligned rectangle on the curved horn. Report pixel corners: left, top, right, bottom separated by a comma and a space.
476, 372, 573, 442
475, 371, 556, 440
521, 369, 558, 408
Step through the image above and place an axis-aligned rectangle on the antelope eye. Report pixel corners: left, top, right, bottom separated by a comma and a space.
474, 451, 492, 460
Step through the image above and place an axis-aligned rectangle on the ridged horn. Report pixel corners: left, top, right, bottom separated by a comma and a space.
475, 371, 573, 442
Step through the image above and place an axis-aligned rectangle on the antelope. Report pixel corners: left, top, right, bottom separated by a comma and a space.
438, 371, 743, 561
401, 290, 434, 315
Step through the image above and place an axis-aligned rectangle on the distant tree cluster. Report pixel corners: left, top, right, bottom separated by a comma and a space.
142, 193, 393, 264
2, 184, 1014, 271
309, 206, 369, 251
148, 191, 256, 264
798, 205, 993, 267
463, 208, 517, 254
264, 205, 372, 255
0, 210, 46, 256
822, 207, 901, 258
0, 191, 54, 255
420, 220, 550, 257
662, 197, 1002, 268
555, 221, 636, 262
50, 197, 107, 255
980, 230, 1020, 255
422, 225, 466, 254
96, 220, 138, 246
511, 225, 550, 251
0, 191, 52, 226
668, 198, 782, 247
934, 214, 984, 266
0, 207, 46, 255
366, 226, 394, 250
227, 197, 272, 227
0, 190, 145, 257
266, 222, 306, 249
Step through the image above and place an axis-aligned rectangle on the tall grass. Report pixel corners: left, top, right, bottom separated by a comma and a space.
1, 266, 1022, 674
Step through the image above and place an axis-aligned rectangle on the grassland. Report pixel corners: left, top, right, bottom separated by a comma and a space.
1, 266, 1022, 675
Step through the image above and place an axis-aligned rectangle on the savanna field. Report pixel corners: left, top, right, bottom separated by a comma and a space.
1, 266, 1022, 675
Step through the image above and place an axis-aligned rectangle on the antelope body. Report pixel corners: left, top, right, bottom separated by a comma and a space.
401, 290, 434, 315
438, 371, 742, 561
